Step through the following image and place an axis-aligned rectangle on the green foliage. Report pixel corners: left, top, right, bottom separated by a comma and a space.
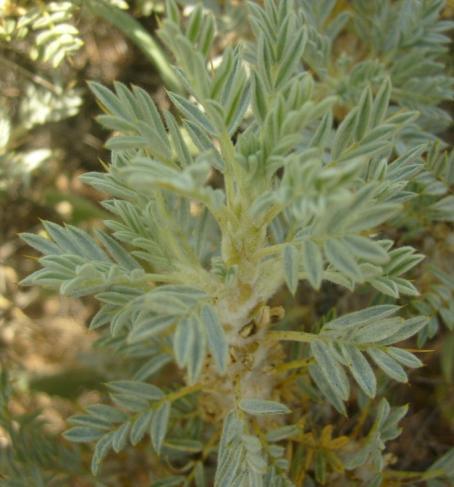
0, 80, 82, 196
302, 0, 454, 135
0, 0, 182, 196
0, 1, 83, 67
19, 0, 454, 485
0, 372, 83, 486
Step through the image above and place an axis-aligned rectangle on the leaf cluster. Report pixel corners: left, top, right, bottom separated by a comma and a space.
18, 0, 454, 485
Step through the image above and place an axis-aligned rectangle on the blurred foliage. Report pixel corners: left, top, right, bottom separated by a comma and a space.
0, 372, 85, 486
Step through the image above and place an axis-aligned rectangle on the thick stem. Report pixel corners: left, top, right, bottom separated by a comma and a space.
200, 297, 287, 421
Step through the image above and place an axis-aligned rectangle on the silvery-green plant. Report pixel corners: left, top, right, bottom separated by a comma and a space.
21, 0, 454, 485
300, 0, 454, 138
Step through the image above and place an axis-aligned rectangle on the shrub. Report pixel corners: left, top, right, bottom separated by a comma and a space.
21, 0, 453, 485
